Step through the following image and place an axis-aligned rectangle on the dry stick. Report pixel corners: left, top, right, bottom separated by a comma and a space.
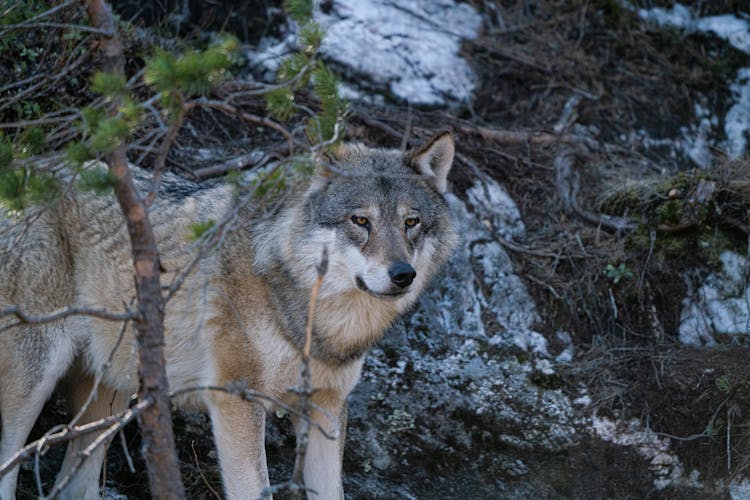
290, 248, 329, 500
399, 104, 412, 153
459, 122, 599, 150
186, 98, 296, 153
0, 21, 112, 35
31, 307, 131, 500
219, 60, 316, 100
169, 385, 337, 441
0, 400, 151, 479
0, 114, 79, 129
47, 401, 150, 500
144, 93, 187, 207
554, 151, 635, 232
68, 305, 134, 429
84, 1, 186, 498
190, 441, 222, 500
0, 305, 134, 333
192, 150, 278, 179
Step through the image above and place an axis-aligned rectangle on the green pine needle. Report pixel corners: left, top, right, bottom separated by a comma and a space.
283, 0, 313, 24
90, 117, 129, 153
78, 167, 117, 195
120, 98, 143, 127
0, 169, 25, 210
18, 127, 45, 157
188, 219, 216, 241
0, 134, 13, 171
265, 88, 296, 122
312, 62, 339, 105
91, 71, 127, 97
26, 173, 60, 204
299, 22, 323, 56
144, 49, 177, 93
80, 106, 105, 136
66, 141, 93, 166
278, 53, 309, 83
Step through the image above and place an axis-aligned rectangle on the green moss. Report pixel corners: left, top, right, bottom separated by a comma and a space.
529, 371, 564, 390
655, 199, 684, 225
698, 228, 733, 267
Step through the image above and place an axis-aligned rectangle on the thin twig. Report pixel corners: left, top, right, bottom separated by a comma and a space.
554, 152, 635, 232
144, 95, 186, 207
0, 305, 135, 333
0, 400, 151, 479
46, 401, 149, 499
0, 22, 112, 35
191, 441, 222, 500
290, 248, 329, 500
186, 99, 296, 153
192, 150, 276, 179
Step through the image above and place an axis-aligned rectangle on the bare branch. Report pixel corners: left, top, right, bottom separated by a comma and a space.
46, 404, 144, 499
459, 122, 599, 150
192, 150, 278, 179
186, 98, 296, 153
219, 60, 316, 100
0, 400, 151, 480
0, 305, 135, 333
0, 22, 112, 35
144, 95, 186, 208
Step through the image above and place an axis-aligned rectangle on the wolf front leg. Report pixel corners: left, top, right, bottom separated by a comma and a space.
208, 393, 270, 499
295, 392, 347, 500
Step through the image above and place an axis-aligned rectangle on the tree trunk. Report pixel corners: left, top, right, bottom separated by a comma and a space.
84, 1, 186, 498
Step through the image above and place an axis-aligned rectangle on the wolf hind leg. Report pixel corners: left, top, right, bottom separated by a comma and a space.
54, 366, 130, 500
0, 328, 76, 500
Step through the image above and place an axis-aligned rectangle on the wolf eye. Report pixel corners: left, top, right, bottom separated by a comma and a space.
405, 217, 420, 228
352, 216, 369, 227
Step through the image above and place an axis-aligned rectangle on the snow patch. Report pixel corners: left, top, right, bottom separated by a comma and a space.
317, 0, 482, 105
679, 251, 750, 346
726, 69, 750, 158
592, 415, 702, 490
633, 3, 750, 160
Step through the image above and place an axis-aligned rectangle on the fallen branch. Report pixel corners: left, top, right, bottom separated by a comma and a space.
459, 123, 599, 150
555, 152, 635, 232
192, 150, 278, 179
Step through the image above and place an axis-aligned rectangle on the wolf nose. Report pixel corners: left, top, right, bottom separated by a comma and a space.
389, 261, 416, 288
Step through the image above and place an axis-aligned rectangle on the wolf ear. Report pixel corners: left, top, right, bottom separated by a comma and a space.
307, 159, 334, 193
408, 131, 455, 194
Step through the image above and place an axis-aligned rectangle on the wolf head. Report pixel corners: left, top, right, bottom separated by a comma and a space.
288, 131, 458, 308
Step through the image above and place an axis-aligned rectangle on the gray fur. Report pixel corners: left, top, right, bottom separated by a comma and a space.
0, 133, 457, 499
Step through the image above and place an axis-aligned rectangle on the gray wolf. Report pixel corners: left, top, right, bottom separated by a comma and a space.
0, 131, 457, 499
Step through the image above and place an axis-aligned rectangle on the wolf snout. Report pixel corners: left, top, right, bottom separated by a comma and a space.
388, 261, 416, 288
